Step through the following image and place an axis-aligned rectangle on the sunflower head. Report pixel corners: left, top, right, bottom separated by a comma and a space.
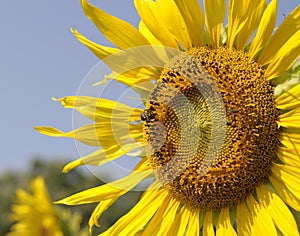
35, 0, 300, 235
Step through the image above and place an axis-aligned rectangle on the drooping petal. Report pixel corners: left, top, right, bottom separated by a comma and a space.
56, 159, 152, 205
100, 186, 168, 236
256, 184, 298, 235
216, 207, 237, 236
276, 83, 300, 110
203, 0, 226, 47
81, 0, 150, 49
248, 0, 277, 59
203, 210, 214, 236
259, 5, 300, 65
62, 143, 143, 173
265, 31, 300, 80
235, 0, 267, 50
173, 0, 205, 47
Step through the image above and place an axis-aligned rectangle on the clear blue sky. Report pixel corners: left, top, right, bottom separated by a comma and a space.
0, 0, 299, 172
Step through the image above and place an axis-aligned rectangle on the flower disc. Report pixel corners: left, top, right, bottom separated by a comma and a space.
142, 46, 281, 209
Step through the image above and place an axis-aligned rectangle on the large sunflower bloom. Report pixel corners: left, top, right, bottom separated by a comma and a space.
36, 0, 300, 235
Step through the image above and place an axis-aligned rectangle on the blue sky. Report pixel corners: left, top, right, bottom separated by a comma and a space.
1, 0, 299, 172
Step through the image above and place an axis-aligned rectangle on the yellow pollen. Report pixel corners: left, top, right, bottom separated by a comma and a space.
142, 46, 280, 209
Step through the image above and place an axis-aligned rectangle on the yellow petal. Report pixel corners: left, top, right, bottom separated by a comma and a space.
72, 28, 120, 59
81, 0, 149, 49
56, 159, 152, 205
269, 173, 300, 211
276, 83, 300, 110
89, 198, 116, 233
235, 0, 267, 50
134, 0, 178, 48
62, 143, 142, 173
185, 207, 201, 235
216, 207, 237, 236
203, 210, 214, 236
203, 0, 226, 47
280, 132, 300, 149
101, 186, 168, 236
35, 120, 143, 148
248, 0, 277, 59
227, 0, 250, 48
173, 0, 205, 47
278, 108, 300, 130
54, 96, 143, 123
156, 0, 192, 49
259, 5, 300, 65
237, 201, 252, 236
256, 184, 299, 236
265, 30, 300, 80
246, 194, 277, 235
271, 164, 300, 201
139, 21, 162, 45
143, 196, 180, 235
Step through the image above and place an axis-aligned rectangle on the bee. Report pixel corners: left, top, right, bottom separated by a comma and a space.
141, 109, 155, 122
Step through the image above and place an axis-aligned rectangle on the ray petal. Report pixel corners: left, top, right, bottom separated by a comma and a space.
203, 0, 226, 47
276, 83, 300, 110
248, 0, 277, 59
256, 184, 298, 236
259, 5, 300, 65
216, 207, 237, 236
203, 210, 214, 236
81, 0, 149, 49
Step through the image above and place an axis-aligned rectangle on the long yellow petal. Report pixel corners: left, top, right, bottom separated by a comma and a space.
203, 0, 226, 47
235, 0, 267, 50
62, 143, 143, 173
81, 0, 149, 49
271, 164, 300, 201
134, 0, 178, 48
257, 184, 299, 235
259, 5, 300, 65
139, 21, 162, 45
185, 207, 201, 235
248, 0, 277, 59
157, 0, 193, 49
216, 207, 237, 236
227, 0, 249, 48
265, 31, 300, 80
101, 186, 168, 236
173, 0, 205, 47
56, 159, 152, 205
54, 96, 143, 123
276, 83, 300, 110
269, 173, 300, 211
72, 29, 160, 82
143, 197, 180, 235
237, 201, 252, 236
35, 122, 143, 147
203, 210, 214, 236
278, 108, 300, 130
245, 195, 277, 235
89, 198, 117, 233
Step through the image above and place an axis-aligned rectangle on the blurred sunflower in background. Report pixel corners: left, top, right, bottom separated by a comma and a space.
7, 177, 87, 236
36, 0, 300, 235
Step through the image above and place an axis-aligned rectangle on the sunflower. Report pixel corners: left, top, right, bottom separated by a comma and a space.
7, 177, 64, 236
36, 0, 300, 235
